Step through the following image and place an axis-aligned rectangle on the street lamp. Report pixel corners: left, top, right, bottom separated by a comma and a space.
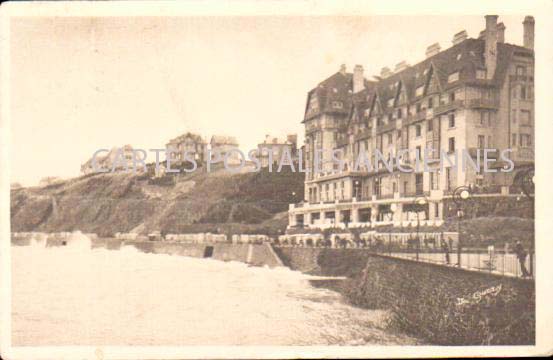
452, 185, 472, 267
413, 196, 427, 260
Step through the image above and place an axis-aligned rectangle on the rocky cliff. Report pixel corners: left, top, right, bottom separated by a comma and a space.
10, 166, 304, 237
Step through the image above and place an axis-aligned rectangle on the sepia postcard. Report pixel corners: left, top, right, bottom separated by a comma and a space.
1, 0, 553, 359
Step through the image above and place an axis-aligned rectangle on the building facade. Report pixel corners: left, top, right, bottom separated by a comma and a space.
257, 134, 298, 168
166, 132, 207, 163
289, 15, 534, 229
210, 135, 241, 165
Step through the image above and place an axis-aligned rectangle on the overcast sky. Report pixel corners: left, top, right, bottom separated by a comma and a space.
10, 15, 528, 186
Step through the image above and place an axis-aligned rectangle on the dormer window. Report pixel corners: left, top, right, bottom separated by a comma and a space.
476, 69, 486, 79
448, 72, 460, 83
415, 86, 424, 97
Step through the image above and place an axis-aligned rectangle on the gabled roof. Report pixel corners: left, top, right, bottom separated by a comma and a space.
369, 39, 533, 109
345, 87, 377, 129
303, 71, 375, 122
210, 135, 238, 146
167, 132, 206, 146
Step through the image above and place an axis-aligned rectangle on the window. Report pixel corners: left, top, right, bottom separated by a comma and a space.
449, 92, 456, 102
512, 109, 517, 123
415, 174, 423, 195
416, 146, 422, 159
377, 117, 382, 126
448, 137, 455, 153
520, 86, 527, 100
476, 69, 486, 79
427, 119, 433, 131
416, 86, 424, 97
387, 98, 394, 107
387, 133, 393, 145
428, 97, 434, 109
332, 101, 343, 109
520, 110, 531, 126
512, 87, 517, 99
416, 103, 422, 113
512, 133, 517, 146
478, 135, 485, 149
373, 178, 381, 196
516, 66, 526, 76
446, 168, 452, 190
416, 125, 422, 137
480, 111, 492, 126
397, 108, 402, 119
397, 130, 402, 138
448, 113, 455, 128
448, 72, 459, 83
520, 134, 532, 147
430, 172, 439, 190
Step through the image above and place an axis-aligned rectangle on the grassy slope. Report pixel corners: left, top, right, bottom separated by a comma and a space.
10, 167, 304, 237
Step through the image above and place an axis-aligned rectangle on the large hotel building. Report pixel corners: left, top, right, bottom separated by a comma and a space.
288, 15, 535, 230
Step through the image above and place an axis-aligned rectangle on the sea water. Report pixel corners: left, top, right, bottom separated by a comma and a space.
11, 233, 416, 346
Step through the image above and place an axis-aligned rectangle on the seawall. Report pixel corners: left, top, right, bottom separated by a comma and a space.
272, 247, 373, 277
11, 234, 283, 268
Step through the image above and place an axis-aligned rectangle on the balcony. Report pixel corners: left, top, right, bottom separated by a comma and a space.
467, 147, 498, 159
434, 100, 465, 115
412, 109, 427, 123
376, 193, 395, 200
510, 148, 534, 162
467, 98, 499, 110
354, 127, 372, 141
509, 75, 534, 83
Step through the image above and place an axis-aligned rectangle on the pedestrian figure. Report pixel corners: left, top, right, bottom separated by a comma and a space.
442, 239, 450, 265
514, 241, 530, 277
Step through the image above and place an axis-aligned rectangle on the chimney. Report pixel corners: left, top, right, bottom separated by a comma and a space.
353, 64, 365, 93
380, 67, 392, 78
523, 16, 535, 50
394, 61, 409, 73
425, 43, 441, 58
484, 15, 499, 80
287, 134, 297, 146
497, 22, 506, 43
452, 30, 468, 45
339, 64, 347, 75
